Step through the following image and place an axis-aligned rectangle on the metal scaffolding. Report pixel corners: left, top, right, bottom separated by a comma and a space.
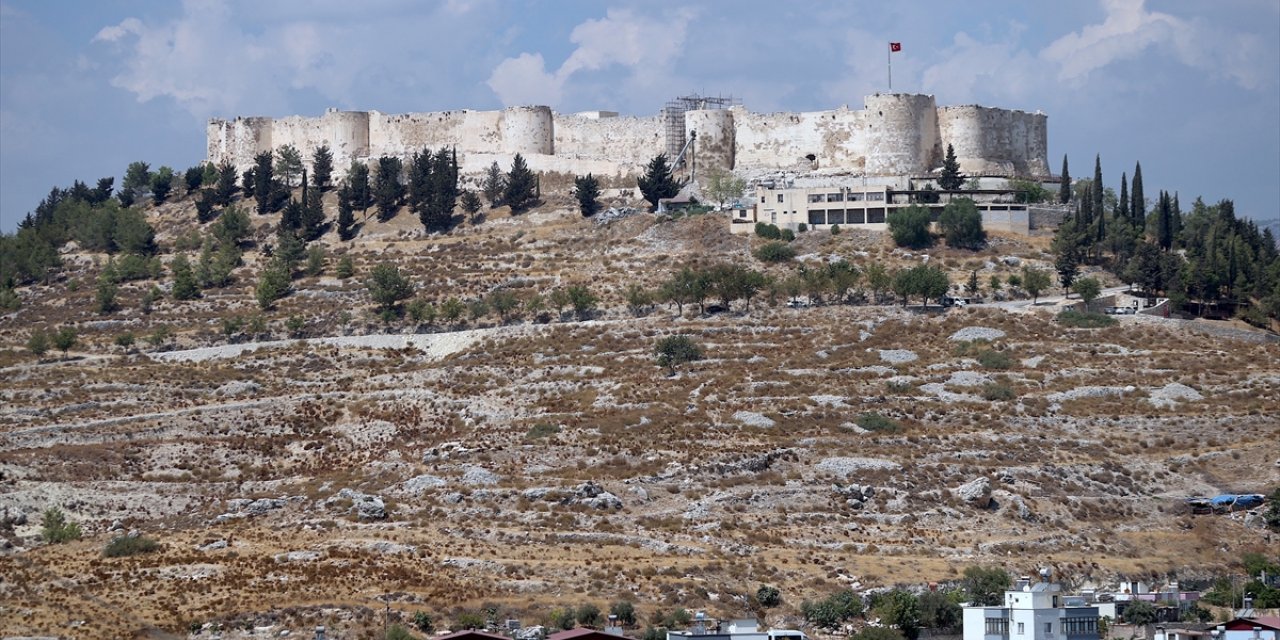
661, 94, 739, 167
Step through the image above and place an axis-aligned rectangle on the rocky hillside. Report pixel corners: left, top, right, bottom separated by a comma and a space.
1, 191, 1277, 639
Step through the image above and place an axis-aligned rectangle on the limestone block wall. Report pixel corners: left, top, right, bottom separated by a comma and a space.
205, 93, 1051, 183
862, 93, 939, 176
206, 117, 273, 169
937, 105, 1048, 176
685, 109, 735, 174
502, 106, 554, 155
553, 114, 664, 170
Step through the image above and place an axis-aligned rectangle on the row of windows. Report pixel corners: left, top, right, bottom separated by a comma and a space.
1062, 617, 1098, 635
807, 209, 888, 224
985, 618, 1009, 636
807, 192, 887, 203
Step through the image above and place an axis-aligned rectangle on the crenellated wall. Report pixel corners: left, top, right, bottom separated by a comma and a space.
206, 94, 1050, 181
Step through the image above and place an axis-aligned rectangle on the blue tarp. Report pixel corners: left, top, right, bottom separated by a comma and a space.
1209, 494, 1265, 510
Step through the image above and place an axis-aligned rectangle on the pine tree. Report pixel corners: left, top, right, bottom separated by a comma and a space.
336, 183, 356, 241
574, 173, 601, 217
460, 190, 482, 216
253, 152, 274, 215
1059, 155, 1071, 204
637, 153, 680, 211
171, 254, 200, 300
408, 148, 434, 225
214, 161, 239, 206
504, 153, 537, 213
347, 161, 371, 214
939, 144, 964, 190
482, 161, 505, 208
1131, 161, 1145, 225
300, 175, 325, 241
374, 156, 404, 221
311, 144, 333, 191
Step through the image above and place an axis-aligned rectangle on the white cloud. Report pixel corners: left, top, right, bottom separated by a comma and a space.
921, 31, 1044, 105
1042, 0, 1271, 90
487, 7, 696, 109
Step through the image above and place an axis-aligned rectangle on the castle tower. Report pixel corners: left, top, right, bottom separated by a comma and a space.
321, 109, 371, 170
685, 108, 736, 175
206, 116, 273, 171
502, 105, 555, 156
862, 93, 937, 176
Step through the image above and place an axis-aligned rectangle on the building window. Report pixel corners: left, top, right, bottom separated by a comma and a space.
1017, 623, 1024, 635
1063, 617, 1098, 635
760, 196, 766, 203
777, 194, 784, 203
808, 210, 825, 225
770, 212, 776, 224
1045, 623, 1052, 635
808, 193, 825, 203
827, 193, 844, 202
986, 618, 1009, 637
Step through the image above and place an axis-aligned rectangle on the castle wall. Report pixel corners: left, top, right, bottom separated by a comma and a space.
553, 114, 665, 169
862, 93, 938, 176
205, 94, 1050, 183
937, 105, 1049, 176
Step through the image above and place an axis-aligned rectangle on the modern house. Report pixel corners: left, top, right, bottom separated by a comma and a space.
963, 572, 1100, 640
666, 614, 809, 640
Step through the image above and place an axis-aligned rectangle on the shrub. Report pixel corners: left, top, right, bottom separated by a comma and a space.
887, 204, 933, 248
385, 625, 415, 640
1057, 310, 1117, 328
754, 241, 796, 263
103, 534, 160, 557
801, 589, 864, 630
797, 223, 808, 233
977, 349, 1013, 370
655, 334, 703, 374
525, 423, 560, 439
114, 332, 136, 348
857, 412, 900, 433
754, 222, 782, 240
830, 223, 841, 235
981, 383, 1016, 401
27, 332, 49, 357
610, 600, 637, 627
757, 585, 782, 608
40, 508, 82, 543
780, 228, 796, 242
413, 612, 434, 633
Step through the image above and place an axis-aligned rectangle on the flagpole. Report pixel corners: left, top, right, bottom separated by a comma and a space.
888, 43, 892, 91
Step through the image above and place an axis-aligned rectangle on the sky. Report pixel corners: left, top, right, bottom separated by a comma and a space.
2, 0, 1278, 232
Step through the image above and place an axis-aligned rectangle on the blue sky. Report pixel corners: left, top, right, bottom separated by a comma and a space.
2, 0, 1278, 232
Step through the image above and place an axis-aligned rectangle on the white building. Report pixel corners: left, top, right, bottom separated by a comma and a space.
963, 574, 1100, 640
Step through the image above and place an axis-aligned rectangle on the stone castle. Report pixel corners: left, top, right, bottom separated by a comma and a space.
206, 93, 1048, 183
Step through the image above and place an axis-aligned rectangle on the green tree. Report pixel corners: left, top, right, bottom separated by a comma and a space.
876, 590, 922, 640
311, 144, 333, 190
413, 612, 434, 633
1123, 600, 1157, 626
212, 206, 251, 247
96, 267, 119, 314
171, 254, 200, 300
461, 190, 482, 217
336, 183, 357, 240
574, 173, 601, 217
27, 331, 49, 357
638, 153, 680, 211
122, 161, 153, 202
336, 255, 355, 279
150, 166, 175, 204
255, 259, 292, 310
52, 326, 77, 355
214, 160, 239, 206
1072, 276, 1102, 312
367, 263, 415, 316
704, 168, 746, 209
757, 585, 782, 608
966, 270, 981, 298
918, 590, 962, 631
1059, 155, 1071, 204
939, 143, 964, 190
504, 153, 537, 213
184, 165, 205, 193
577, 603, 602, 627
1117, 171, 1129, 221
655, 334, 703, 375
801, 589, 864, 630
488, 289, 520, 323
374, 156, 405, 221
938, 197, 986, 249
567, 284, 598, 320
610, 601, 637, 627
482, 161, 505, 207
1131, 161, 1145, 225
1021, 267, 1051, 303
887, 205, 933, 249
40, 507, 82, 543
866, 262, 891, 303
441, 297, 464, 325
962, 566, 1010, 606
253, 152, 276, 215
275, 144, 303, 187
300, 179, 325, 241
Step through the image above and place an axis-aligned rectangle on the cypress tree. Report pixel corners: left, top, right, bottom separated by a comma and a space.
1058, 155, 1071, 204
336, 184, 356, 241
1156, 191, 1173, 251
311, 145, 333, 191
1171, 192, 1182, 248
1092, 155, 1104, 242
1118, 172, 1129, 222
1131, 162, 1145, 225
504, 153, 537, 213
253, 152, 274, 215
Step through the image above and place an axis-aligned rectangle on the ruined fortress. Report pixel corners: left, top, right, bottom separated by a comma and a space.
206, 93, 1049, 183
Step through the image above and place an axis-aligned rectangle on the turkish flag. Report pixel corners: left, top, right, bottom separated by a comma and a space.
890, 42, 902, 52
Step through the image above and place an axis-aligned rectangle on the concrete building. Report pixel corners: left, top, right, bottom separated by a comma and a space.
733, 184, 1031, 235
963, 574, 1100, 640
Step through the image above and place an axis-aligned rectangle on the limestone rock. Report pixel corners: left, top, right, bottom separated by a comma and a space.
461, 466, 500, 486
954, 477, 993, 509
